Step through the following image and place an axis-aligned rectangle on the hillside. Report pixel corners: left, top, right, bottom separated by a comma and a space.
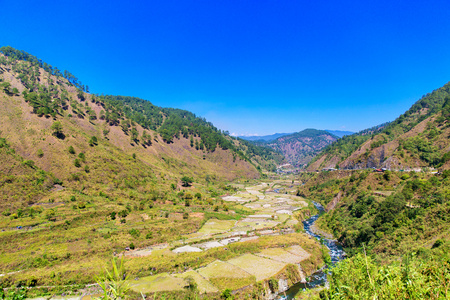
308, 82, 450, 171
260, 129, 338, 167
0, 47, 305, 296
295, 169, 450, 299
0, 46, 284, 187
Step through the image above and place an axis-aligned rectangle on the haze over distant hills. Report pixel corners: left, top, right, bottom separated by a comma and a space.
238, 129, 354, 142
242, 129, 341, 167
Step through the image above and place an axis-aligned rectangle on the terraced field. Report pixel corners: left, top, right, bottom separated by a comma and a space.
121, 180, 322, 295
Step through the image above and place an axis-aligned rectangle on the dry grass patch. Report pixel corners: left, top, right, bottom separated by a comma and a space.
198, 219, 236, 234
174, 270, 218, 293
196, 260, 252, 279
209, 276, 255, 291
227, 253, 287, 281
257, 248, 306, 264
285, 245, 311, 261
129, 273, 186, 293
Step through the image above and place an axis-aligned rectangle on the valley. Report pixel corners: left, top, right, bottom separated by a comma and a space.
1, 46, 450, 300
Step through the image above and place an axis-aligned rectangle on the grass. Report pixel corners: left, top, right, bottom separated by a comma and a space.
129, 273, 187, 293
197, 219, 236, 234
257, 247, 307, 264
174, 270, 219, 293
197, 260, 252, 279
226, 253, 287, 281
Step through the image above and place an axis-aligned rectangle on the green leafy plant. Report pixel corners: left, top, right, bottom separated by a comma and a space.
96, 257, 130, 300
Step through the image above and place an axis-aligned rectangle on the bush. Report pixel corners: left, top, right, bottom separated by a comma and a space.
37, 149, 44, 158
89, 136, 98, 146
129, 228, 140, 238
400, 174, 410, 180
74, 159, 81, 167
22, 160, 35, 168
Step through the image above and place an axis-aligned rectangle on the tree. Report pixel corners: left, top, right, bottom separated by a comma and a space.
89, 136, 98, 146
1, 82, 11, 94
130, 128, 139, 142
68, 145, 76, 154
74, 159, 81, 168
181, 176, 193, 187
51, 121, 64, 139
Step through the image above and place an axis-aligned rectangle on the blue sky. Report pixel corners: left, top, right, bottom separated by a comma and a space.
2, 1, 450, 135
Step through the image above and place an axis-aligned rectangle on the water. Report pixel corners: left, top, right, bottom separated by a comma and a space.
278, 201, 346, 299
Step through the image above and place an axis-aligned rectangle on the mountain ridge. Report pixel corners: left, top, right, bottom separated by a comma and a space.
308, 81, 450, 171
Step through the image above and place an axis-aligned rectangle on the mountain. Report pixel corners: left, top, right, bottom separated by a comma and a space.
309, 81, 450, 171
238, 132, 291, 142
0, 46, 283, 191
261, 129, 338, 167
0, 47, 290, 288
297, 82, 450, 298
325, 129, 354, 138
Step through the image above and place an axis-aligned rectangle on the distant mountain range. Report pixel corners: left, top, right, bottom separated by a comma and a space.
239, 129, 354, 167
238, 129, 353, 142
324, 130, 354, 138
238, 133, 291, 142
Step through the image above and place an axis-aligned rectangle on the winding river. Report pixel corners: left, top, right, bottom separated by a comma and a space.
278, 201, 346, 299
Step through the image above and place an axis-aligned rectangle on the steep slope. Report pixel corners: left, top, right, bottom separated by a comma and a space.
0, 46, 283, 186
263, 129, 338, 167
309, 82, 450, 171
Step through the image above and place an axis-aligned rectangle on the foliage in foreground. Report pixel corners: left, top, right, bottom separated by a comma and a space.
96, 257, 130, 300
318, 251, 450, 300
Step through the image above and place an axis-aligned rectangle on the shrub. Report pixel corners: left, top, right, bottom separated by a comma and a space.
78, 152, 85, 161
89, 136, 98, 146
74, 159, 81, 167
129, 228, 140, 238
22, 160, 35, 168
37, 149, 44, 158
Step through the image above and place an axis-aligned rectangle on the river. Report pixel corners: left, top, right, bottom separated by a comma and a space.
278, 201, 346, 299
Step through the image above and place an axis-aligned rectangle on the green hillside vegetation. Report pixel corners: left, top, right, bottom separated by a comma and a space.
309, 81, 450, 170
296, 169, 450, 299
